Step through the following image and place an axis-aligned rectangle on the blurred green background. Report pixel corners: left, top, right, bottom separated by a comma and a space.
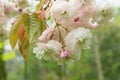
0, 8, 120, 80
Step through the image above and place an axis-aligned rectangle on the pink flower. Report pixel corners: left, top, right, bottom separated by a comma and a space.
68, 5, 97, 28
65, 27, 93, 50
33, 40, 62, 60
38, 27, 68, 43
38, 27, 55, 43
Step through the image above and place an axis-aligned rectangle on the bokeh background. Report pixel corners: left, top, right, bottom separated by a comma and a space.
0, 1, 120, 80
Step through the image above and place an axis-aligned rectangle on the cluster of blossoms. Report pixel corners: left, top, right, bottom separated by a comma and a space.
33, 0, 118, 65
0, 0, 26, 24
33, 27, 92, 64
50, 0, 117, 29
0, 0, 118, 65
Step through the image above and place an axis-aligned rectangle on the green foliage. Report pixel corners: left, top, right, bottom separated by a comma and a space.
2, 51, 16, 61
22, 13, 46, 44
0, 42, 6, 80
99, 26, 120, 80
0, 42, 3, 49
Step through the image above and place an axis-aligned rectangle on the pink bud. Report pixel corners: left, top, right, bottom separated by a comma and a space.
60, 50, 70, 59
35, 11, 46, 20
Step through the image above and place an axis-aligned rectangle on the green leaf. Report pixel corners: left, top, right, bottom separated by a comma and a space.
36, 0, 45, 11
22, 13, 30, 37
30, 13, 45, 43
22, 13, 46, 44
9, 18, 22, 49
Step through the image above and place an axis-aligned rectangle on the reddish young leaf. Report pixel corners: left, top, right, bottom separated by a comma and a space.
17, 25, 25, 42
18, 30, 30, 61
